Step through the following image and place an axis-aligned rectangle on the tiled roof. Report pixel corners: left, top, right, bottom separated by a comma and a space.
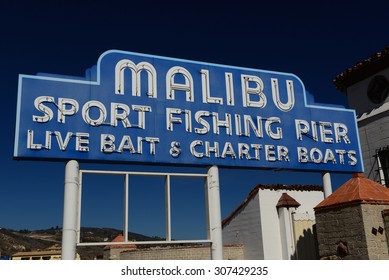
12, 250, 61, 257
222, 184, 322, 226
255, 184, 323, 192
314, 173, 389, 211
276, 192, 301, 208
333, 46, 389, 92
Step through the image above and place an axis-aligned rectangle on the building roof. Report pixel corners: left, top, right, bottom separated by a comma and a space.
315, 173, 389, 211
104, 234, 137, 250
12, 250, 61, 257
276, 192, 301, 208
333, 46, 389, 92
222, 184, 322, 226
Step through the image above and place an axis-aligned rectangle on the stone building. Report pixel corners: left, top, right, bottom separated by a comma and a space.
314, 173, 389, 259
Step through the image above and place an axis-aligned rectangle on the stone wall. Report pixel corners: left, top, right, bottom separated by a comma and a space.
381, 209, 389, 256
361, 204, 389, 259
104, 247, 126, 260
315, 205, 368, 259
315, 204, 389, 260
119, 245, 244, 260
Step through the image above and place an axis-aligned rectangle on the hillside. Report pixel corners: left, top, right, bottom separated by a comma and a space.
0, 227, 156, 260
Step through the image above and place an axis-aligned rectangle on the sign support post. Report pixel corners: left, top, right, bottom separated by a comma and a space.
322, 172, 332, 198
207, 165, 223, 260
61, 160, 79, 260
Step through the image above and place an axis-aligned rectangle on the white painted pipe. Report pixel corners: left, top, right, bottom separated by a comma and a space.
322, 172, 332, 198
207, 165, 223, 260
61, 160, 79, 260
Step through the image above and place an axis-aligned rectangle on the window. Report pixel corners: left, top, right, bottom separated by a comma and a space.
367, 75, 389, 104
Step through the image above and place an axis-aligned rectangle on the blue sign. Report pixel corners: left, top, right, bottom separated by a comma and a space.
14, 50, 363, 172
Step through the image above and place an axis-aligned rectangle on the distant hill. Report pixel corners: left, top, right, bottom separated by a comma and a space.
0, 227, 157, 260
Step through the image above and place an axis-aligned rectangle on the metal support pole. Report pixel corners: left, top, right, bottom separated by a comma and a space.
207, 165, 223, 260
124, 174, 129, 242
61, 160, 79, 260
322, 172, 332, 198
165, 175, 172, 241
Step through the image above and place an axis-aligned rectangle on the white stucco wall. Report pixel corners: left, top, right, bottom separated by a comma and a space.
223, 186, 324, 260
347, 68, 389, 116
259, 188, 323, 259
346, 68, 389, 182
222, 192, 263, 259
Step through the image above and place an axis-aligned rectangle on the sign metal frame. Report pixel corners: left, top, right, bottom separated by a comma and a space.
14, 50, 364, 173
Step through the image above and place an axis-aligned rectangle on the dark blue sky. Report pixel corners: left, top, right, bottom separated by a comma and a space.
1, 1, 388, 239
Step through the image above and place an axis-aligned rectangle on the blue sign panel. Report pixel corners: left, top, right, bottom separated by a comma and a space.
14, 50, 363, 172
